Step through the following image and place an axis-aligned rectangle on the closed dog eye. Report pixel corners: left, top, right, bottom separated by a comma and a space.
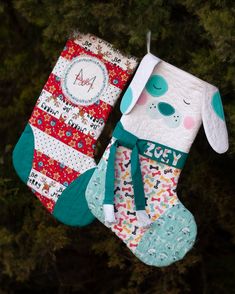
153, 84, 162, 90
183, 99, 190, 105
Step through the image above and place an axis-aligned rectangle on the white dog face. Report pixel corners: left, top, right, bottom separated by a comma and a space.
120, 54, 228, 154
139, 68, 202, 130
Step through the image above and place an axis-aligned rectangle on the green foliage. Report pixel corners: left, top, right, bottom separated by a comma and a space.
0, 0, 234, 293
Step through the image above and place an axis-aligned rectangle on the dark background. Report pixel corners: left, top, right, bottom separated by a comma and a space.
1, 0, 235, 293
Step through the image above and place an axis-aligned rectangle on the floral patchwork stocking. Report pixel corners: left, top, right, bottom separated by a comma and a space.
85, 52, 228, 266
13, 32, 137, 226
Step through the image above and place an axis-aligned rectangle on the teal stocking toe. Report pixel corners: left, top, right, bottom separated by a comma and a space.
53, 168, 96, 227
13, 123, 35, 183
135, 203, 197, 267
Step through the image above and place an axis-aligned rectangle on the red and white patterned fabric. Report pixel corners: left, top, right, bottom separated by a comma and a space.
14, 33, 137, 213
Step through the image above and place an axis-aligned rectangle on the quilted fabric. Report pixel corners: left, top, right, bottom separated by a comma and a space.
12, 33, 137, 226
85, 54, 228, 266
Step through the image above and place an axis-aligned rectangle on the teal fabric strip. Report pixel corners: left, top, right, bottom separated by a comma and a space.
131, 145, 146, 210
104, 126, 146, 210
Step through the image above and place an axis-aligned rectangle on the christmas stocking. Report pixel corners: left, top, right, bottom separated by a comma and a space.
13, 32, 137, 226
85, 52, 229, 266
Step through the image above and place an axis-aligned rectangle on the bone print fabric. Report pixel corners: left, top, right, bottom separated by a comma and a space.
86, 139, 197, 266
86, 52, 228, 266
13, 33, 137, 226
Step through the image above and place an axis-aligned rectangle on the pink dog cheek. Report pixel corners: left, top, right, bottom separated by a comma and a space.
137, 91, 148, 105
184, 116, 195, 129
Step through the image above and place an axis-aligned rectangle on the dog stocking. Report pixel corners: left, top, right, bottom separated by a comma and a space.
13, 32, 137, 226
85, 52, 228, 266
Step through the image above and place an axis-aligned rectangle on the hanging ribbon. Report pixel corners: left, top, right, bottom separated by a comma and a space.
104, 123, 146, 211
103, 123, 151, 227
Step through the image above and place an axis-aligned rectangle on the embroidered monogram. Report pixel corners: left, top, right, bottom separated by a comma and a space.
73, 69, 96, 92
61, 56, 109, 106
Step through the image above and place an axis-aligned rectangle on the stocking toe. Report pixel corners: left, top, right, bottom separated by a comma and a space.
135, 202, 197, 267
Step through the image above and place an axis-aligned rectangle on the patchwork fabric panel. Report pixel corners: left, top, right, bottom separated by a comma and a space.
86, 51, 228, 266
86, 142, 197, 264
13, 33, 137, 219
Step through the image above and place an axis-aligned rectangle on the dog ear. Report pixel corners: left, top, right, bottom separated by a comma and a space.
202, 85, 229, 153
120, 53, 161, 114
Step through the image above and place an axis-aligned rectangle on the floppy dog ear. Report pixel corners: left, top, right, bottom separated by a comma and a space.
120, 53, 161, 114
202, 85, 229, 153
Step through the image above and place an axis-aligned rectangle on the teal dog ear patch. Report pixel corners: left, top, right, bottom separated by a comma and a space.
211, 91, 225, 121
146, 75, 168, 97
120, 87, 133, 114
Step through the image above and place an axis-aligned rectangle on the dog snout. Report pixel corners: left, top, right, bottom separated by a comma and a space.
157, 102, 175, 116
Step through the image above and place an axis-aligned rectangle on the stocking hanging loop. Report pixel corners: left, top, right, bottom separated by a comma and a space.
146, 30, 151, 54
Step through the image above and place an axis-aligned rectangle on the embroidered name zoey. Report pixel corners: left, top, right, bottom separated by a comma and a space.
142, 142, 187, 169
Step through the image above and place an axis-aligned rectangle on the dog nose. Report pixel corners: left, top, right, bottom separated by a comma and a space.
158, 102, 175, 116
